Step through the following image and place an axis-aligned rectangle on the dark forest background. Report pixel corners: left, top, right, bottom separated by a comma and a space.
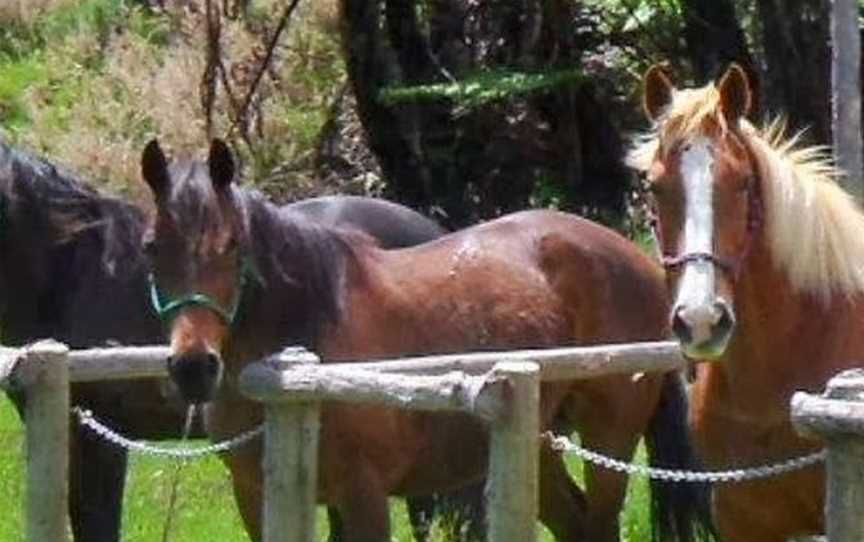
0, 0, 855, 232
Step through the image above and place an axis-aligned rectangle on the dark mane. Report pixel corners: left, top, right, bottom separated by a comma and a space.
239, 188, 357, 348
0, 139, 146, 277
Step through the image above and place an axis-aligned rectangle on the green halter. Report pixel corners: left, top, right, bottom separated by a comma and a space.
148, 259, 258, 326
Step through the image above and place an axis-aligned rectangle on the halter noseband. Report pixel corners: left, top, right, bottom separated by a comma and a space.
661, 251, 735, 275
148, 258, 258, 326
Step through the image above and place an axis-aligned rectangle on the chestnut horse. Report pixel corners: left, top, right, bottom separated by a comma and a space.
629, 64, 864, 541
0, 139, 449, 542
140, 138, 712, 542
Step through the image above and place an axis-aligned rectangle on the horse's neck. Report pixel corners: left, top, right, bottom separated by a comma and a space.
3, 204, 158, 347
229, 210, 354, 364
709, 238, 843, 417
0, 245, 59, 345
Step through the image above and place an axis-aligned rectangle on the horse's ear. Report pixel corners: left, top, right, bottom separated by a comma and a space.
643, 64, 676, 122
717, 63, 751, 125
141, 139, 170, 198
209, 138, 235, 191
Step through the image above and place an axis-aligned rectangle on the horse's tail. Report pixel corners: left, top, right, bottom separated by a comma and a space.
645, 371, 716, 542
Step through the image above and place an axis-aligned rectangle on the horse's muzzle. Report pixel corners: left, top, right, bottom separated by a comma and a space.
671, 298, 736, 359
166, 350, 222, 404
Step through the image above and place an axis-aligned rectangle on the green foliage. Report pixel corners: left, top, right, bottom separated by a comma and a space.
0, 0, 162, 135
379, 68, 588, 112
0, 0, 126, 59
531, 174, 569, 210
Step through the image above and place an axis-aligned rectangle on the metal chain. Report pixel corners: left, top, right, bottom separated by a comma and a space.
72, 407, 263, 460
73, 407, 825, 482
549, 433, 826, 483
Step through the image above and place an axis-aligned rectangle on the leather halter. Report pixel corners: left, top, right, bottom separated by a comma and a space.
148, 257, 260, 326
651, 167, 763, 281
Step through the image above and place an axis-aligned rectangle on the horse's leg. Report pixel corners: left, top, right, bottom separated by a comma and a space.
331, 459, 391, 542
570, 379, 659, 542
68, 423, 128, 542
714, 478, 823, 542
221, 442, 264, 542
714, 486, 792, 542
537, 435, 588, 541
578, 431, 638, 542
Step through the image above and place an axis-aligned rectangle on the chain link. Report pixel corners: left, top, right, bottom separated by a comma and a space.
73, 407, 825, 481
72, 407, 263, 460
549, 433, 826, 483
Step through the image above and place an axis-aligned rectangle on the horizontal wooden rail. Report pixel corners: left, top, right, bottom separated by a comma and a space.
4, 340, 685, 386
68, 346, 170, 382
268, 340, 686, 380
240, 363, 506, 420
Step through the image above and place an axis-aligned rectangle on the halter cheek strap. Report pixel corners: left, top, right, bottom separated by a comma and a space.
148, 259, 259, 326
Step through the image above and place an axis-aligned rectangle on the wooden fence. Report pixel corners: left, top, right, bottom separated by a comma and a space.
0, 339, 686, 542
792, 370, 864, 542
2, 339, 863, 541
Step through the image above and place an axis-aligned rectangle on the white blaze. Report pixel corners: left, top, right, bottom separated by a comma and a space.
673, 138, 721, 345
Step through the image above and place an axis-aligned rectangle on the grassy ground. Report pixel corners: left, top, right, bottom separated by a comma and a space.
0, 395, 652, 541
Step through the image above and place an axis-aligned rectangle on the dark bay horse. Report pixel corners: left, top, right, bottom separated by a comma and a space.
629, 64, 864, 541
0, 139, 448, 541
141, 138, 712, 542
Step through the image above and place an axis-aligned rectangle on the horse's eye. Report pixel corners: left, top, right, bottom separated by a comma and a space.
143, 239, 156, 257
221, 237, 239, 256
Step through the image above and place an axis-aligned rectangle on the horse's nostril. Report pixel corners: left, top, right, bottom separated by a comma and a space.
205, 352, 220, 376
714, 301, 736, 335
671, 308, 693, 345
166, 351, 222, 404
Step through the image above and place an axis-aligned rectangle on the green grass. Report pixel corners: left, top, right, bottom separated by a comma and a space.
0, 395, 651, 541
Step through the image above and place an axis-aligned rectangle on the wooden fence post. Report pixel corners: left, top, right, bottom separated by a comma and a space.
16, 340, 70, 542
485, 361, 540, 542
830, 0, 863, 201
256, 347, 321, 542
792, 369, 864, 542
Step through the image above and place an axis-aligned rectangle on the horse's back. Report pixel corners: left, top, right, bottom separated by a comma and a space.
284, 195, 445, 248
410, 209, 667, 330
353, 209, 668, 354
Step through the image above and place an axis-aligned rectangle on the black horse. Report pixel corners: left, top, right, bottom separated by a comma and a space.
0, 139, 477, 541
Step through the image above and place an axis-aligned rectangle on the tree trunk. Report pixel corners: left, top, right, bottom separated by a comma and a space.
338, 0, 630, 229
680, 0, 760, 117
757, 0, 832, 144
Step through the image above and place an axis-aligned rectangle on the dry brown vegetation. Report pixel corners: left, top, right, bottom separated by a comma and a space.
1, 0, 347, 205
0, 0, 79, 23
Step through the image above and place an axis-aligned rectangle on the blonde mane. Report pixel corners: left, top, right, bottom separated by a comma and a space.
628, 84, 864, 300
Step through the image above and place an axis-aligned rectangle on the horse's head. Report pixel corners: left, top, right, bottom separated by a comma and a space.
637, 64, 762, 359
141, 138, 249, 404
